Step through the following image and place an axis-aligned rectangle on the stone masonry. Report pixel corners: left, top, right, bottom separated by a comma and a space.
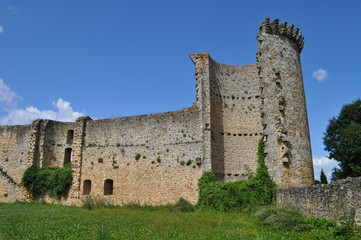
277, 177, 361, 225
0, 18, 314, 206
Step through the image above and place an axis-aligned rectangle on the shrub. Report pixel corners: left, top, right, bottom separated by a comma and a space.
256, 205, 358, 238
198, 171, 216, 185
197, 138, 276, 211
174, 198, 195, 212
22, 163, 72, 199
255, 205, 310, 231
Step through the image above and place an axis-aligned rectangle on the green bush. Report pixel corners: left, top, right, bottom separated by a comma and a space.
256, 205, 310, 231
255, 205, 358, 239
197, 138, 276, 211
174, 198, 195, 212
22, 163, 72, 199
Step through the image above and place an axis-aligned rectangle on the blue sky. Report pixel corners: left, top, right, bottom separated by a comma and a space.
0, 0, 360, 181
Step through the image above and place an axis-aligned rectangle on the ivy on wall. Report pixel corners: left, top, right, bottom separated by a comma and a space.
197, 138, 276, 211
21, 163, 73, 199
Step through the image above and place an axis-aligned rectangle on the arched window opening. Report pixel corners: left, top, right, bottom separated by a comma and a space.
104, 179, 113, 195
66, 130, 74, 145
64, 148, 72, 165
83, 180, 91, 195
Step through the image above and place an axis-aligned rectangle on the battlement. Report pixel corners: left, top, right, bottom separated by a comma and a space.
259, 17, 304, 52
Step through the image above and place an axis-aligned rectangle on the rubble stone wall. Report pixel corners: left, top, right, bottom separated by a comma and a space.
208, 59, 263, 181
80, 109, 203, 205
257, 18, 314, 187
39, 120, 77, 168
277, 177, 361, 225
0, 125, 32, 202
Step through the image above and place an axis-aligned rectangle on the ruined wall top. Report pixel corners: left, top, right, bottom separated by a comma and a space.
259, 17, 305, 52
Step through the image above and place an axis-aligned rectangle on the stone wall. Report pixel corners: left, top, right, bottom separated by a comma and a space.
190, 53, 263, 181
37, 120, 77, 168
79, 108, 203, 205
190, 53, 212, 172
257, 18, 314, 187
208, 59, 263, 180
277, 177, 361, 225
0, 108, 204, 205
0, 125, 31, 202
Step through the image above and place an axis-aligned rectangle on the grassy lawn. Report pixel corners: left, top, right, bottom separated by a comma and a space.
0, 202, 343, 240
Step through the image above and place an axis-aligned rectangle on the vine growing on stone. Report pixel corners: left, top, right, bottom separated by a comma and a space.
21, 163, 73, 199
197, 138, 276, 211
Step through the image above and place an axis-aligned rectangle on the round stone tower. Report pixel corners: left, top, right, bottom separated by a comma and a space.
257, 17, 314, 187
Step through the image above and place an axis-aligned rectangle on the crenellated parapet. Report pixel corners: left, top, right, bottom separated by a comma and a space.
259, 17, 304, 52
257, 17, 314, 187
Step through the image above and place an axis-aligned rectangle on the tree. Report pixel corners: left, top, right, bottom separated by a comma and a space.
330, 167, 344, 182
320, 169, 328, 184
323, 99, 361, 180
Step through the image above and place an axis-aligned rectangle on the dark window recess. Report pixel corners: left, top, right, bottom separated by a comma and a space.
104, 179, 113, 195
66, 130, 74, 145
64, 148, 72, 165
83, 180, 91, 195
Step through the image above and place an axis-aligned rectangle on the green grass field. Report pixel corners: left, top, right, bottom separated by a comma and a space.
0, 202, 358, 240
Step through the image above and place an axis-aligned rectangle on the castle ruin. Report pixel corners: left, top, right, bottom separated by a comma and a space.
0, 18, 314, 205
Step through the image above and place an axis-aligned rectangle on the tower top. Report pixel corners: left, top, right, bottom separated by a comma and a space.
259, 17, 305, 52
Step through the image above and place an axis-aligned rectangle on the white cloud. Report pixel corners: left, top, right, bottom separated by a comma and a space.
0, 99, 84, 125
313, 156, 334, 166
0, 78, 17, 108
313, 156, 339, 182
0, 79, 84, 125
0, 25, 3, 34
312, 68, 328, 82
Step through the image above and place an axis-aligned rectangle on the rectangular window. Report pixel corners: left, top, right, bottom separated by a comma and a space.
104, 179, 113, 195
66, 130, 74, 145
83, 180, 91, 195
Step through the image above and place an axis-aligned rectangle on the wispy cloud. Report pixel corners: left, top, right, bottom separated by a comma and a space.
312, 68, 328, 82
0, 79, 84, 125
0, 25, 3, 34
0, 78, 17, 108
7, 6, 17, 14
313, 156, 339, 182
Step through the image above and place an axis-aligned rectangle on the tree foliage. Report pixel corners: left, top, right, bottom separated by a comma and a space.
320, 169, 328, 184
323, 99, 361, 180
